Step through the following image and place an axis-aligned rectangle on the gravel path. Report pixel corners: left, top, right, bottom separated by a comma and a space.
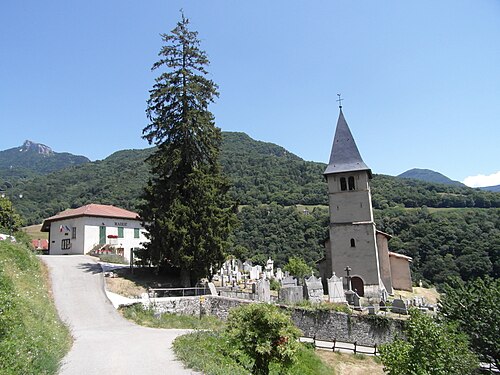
41, 255, 198, 375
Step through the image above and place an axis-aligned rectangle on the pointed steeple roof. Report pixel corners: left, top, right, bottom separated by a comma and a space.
323, 109, 372, 177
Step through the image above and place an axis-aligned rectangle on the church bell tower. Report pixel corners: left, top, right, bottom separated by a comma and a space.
323, 106, 385, 298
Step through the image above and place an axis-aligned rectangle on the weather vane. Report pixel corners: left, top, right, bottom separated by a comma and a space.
336, 93, 343, 109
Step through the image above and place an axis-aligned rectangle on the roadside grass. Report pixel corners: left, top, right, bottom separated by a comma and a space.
120, 303, 222, 330
173, 331, 334, 375
22, 224, 48, 240
121, 304, 333, 374
97, 253, 128, 264
0, 240, 71, 375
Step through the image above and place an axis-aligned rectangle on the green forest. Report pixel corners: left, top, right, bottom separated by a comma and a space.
2, 131, 499, 286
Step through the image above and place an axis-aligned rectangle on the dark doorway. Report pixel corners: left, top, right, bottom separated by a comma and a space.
351, 276, 364, 296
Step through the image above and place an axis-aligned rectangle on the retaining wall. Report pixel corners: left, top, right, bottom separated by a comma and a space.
144, 295, 403, 346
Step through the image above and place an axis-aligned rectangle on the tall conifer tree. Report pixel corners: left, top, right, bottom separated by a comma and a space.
140, 13, 236, 286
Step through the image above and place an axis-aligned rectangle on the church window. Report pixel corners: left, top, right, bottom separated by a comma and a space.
350, 238, 356, 247
340, 177, 347, 191
348, 176, 355, 190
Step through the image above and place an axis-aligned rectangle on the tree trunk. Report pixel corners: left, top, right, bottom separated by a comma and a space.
180, 267, 191, 287
252, 356, 269, 375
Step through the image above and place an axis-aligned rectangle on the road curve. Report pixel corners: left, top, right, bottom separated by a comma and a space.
41, 255, 198, 375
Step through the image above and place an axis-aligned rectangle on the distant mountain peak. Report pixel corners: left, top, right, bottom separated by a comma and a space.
397, 168, 465, 187
20, 140, 53, 156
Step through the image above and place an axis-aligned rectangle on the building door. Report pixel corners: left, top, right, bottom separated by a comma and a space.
99, 226, 106, 245
351, 276, 364, 297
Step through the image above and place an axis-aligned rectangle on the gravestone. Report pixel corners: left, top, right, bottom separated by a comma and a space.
243, 261, 253, 273
379, 300, 387, 311
265, 257, 274, 276
327, 273, 346, 303
352, 292, 361, 310
256, 278, 270, 303
281, 275, 297, 287
304, 275, 323, 304
279, 286, 303, 304
249, 266, 260, 280
275, 268, 283, 281
391, 298, 408, 314
208, 282, 217, 296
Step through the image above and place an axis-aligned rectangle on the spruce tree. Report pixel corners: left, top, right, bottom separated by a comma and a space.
140, 13, 236, 286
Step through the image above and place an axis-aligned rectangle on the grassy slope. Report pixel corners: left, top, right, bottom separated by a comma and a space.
0, 240, 71, 374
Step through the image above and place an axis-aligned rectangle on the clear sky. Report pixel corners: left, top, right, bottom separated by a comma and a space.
1, 1, 499, 186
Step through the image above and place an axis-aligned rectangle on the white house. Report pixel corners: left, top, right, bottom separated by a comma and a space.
41, 204, 148, 261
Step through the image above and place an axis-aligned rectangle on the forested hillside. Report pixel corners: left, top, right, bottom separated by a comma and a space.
2, 132, 499, 286
0, 140, 89, 185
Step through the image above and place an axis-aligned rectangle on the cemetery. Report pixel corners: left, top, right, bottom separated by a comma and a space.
124, 254, 437, 348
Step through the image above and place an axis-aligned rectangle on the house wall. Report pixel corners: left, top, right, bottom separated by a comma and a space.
49, 217, 86, 255
376, 233, 393, 295
389, 255, 412, 291
49, 216, 148, 260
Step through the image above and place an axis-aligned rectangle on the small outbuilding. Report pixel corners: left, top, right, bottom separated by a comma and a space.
41, 204, 148, 260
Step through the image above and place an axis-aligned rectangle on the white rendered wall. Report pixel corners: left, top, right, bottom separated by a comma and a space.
49, 216, 148, 260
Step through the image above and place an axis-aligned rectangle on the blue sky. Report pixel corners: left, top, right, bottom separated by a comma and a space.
1, 1, 499, 186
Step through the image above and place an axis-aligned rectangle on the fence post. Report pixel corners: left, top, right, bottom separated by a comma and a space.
354, 341, 357, 354
332, 339, 336, 352
374, 344, 377, 356
313, 334, 316, 348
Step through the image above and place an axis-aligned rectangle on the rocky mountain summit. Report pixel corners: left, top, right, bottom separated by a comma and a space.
19, 140, 54, 156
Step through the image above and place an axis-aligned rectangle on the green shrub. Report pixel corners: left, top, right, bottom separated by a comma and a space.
379, 309, 478, 375
224, 303, 302, 375
269, 278, 281, 291
173, 330, 332, 375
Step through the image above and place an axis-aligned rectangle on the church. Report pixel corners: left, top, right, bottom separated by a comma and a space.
318, 106, 412, 299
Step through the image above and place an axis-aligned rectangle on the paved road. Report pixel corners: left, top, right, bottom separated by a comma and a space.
41, 255, 198, 375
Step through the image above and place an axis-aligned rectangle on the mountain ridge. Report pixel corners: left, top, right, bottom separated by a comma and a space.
0, 140, 90, 187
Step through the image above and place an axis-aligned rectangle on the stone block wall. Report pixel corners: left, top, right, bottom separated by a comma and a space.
146, 295, 403, 346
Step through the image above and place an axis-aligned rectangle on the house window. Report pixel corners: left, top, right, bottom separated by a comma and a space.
118, 227, 124, 238
340, 177, 347, 191
72, 227, 76, 239
350, 238, 356, 247
61, 239, 71, 250
348, 176, 355, 190
134, 228, 140, 239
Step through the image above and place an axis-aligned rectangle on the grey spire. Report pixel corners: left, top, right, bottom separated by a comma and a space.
323, 109, 372, 177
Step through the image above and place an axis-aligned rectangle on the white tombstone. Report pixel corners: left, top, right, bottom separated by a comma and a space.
256, 278, 271, 303
304, 275, 323, 304
249, 266, 259, 280
327, 273, 346, 303
243, 261, 253, 273
265, 257, 274, 277
208, 282, 217, 296
275, 268, 283, 281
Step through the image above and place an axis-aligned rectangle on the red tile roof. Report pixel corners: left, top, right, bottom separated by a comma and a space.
31, 239, 49, 250
41, 204, 139, 232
